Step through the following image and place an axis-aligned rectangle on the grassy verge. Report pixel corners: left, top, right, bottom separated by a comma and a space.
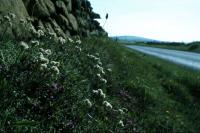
0, 37, 200, 132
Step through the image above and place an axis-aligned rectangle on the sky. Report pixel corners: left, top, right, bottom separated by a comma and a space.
89, 0, 200, 42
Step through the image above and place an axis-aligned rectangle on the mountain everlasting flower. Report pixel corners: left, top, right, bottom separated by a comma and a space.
118, 109, 124, 115
103, 101, 112, 109
9, 13, 16, 19
51, 66, 60, 75
100, 78, 107, 84
97, 73, 101, 78
84, 99, 92, 108
58, 37, 66, 44
19, 41, 29, 50
93, 89, 106, 98
67, 37, 74, 43
51, 61, 60, 67
119, 120, 124, 127
40, 63, 48, 70
37, 30, 45, 37
75, 40, 82, 44
4, 15, 11, 22
20, 18, 26, 24
39, 53, 49, 64
31, 40, 39, 46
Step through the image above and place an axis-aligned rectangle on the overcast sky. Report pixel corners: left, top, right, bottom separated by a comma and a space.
90, 0, 200, 42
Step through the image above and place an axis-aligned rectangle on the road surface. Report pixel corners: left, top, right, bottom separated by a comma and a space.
126, 45, 200, 71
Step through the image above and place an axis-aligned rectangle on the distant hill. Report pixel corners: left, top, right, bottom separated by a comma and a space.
111, 36, 161, 43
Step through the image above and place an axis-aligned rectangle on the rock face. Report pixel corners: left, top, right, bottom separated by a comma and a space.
0, 0, 106, 39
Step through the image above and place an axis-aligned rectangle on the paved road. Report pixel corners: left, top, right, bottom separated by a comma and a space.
126, 45, 200, 71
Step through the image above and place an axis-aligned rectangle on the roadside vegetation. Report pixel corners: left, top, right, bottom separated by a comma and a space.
0, 14, 200, 133
124, 41, 200, 53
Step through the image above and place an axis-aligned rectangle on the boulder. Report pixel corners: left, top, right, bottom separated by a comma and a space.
56, 1, 69, 16
57, 14, 69, 29
50, 19, 66, 37
62, 0, 72, 12
0, 0, 30, 39
32, 0, 56, 18
0, 0, 29, 17
66, 13, 78, 32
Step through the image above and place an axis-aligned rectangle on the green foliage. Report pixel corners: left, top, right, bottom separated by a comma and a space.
0, 32, 200, 132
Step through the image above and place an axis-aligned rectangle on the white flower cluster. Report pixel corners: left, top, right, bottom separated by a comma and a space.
94, 64, 105, 75
75, 46, 82, 52
39, 48, 52, 56
84, 99, 92, 108
36, 29, 45, 38
31, 40, 39, 46
19, 41, 29, 50
4, 15, 11, 22
67, 37, 74, 43
38, 51, 60, 75
2, 13, 16, 27
39, 52, 49, 64
20, 18, 26, 24
75, 40, 81, 44
96, 73, 107, 84
58, 37, 66, 44
47, 32, 57, 39
118, 120, 124, 127
50, 61, 60, 67
93, 89, 106, 98
51, 66, 60, 75
87, 54, 100, 61
8, 13, 16, 19
103, 101, 113, 109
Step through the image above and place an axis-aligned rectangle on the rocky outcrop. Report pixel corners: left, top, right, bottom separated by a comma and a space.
0, 0, 106, 39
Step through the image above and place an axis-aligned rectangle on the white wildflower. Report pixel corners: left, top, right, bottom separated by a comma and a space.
20, 18, 26, 24
118, 109, 124, 115
98, 61, 102, 66
48, 32, 57, 39
107, 68, 112, 72
39, 48, 52, 56
44, 49, 52, 56
31, 40, 39, 46
98, 89, 105, 98
75, 40, 82, 44
4, 15, 11, 22
19, 41, 29, 50
94, 64, 101, 69
37, 30, 45, 37
75, 46, 82, 52
97, 73, 101, 78
50, 61, 60, 67
118, 120, 124, 127
51, 66, 60, 75
9, 13, 16, 19
55, 27, 61, 33
95, 65, 105, 74
84, 99, 92, 108
40, 63, 48, 70
39, 53, 49, 64
100, 78, 107, 84
92, 89, 106, 98
29, 25, 37, 33
27, 17, 34, 22
67, 37, 74, 43
58, 37, 66, 44
92, 90, 99, 94
38, 26, 43, 30
103, 101, 113, 109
